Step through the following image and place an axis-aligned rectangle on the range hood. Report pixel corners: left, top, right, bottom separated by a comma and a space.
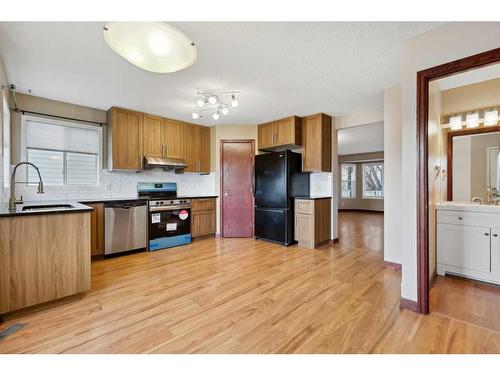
143, 156, 187, 172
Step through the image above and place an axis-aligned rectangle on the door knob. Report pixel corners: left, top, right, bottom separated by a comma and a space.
224, 193, 228, 196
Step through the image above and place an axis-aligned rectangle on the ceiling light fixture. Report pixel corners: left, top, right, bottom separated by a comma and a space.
231, 94, 239, 107
449, 115, 462, 130
192, 89, 241, 121
466, 112, 479, 128
484, 109, 499, 126
103, 22, 197, 73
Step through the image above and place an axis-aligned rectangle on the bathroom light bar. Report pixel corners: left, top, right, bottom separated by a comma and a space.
466, 113, 479, 128
444, 107, 500, 130
449, 115, 463, 130
484, 109, 499, 126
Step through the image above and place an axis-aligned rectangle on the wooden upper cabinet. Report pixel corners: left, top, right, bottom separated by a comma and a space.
199, 126, 211, 173
143, 114, 163, 157
258, 121, 277, 150
107, 107, 143, 170
276, 116, 302, 148
302, 113, 332, 172
258, 116, 301, 151
161, 119, 184, 159
108, 106, 210, 173
184, 124, 210, 173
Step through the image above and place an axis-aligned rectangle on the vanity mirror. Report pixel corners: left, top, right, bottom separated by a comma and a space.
448, 127, 500, 201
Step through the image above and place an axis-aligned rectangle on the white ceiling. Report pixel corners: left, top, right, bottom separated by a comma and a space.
338, 122, 384, 155
437, 62, 500, 90
0, 22, 442, 125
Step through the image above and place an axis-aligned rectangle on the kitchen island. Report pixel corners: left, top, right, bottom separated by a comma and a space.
0, 201, 93, 315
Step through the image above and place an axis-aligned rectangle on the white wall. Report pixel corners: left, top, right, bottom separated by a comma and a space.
398, 22, 500, 302
336, 106, 384, 130
383, 85, 402, 265
331, 123, 339, 240
0, 55, 9, 203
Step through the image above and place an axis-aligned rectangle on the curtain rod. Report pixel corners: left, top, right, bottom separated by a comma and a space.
11, 107, 106, 127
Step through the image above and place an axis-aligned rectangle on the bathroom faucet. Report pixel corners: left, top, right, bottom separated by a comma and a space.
9, 161, 44, 211
472, 196, 484, 204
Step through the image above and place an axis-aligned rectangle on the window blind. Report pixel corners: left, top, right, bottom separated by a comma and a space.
24, 116, 100, 186
25, 119, 100, 154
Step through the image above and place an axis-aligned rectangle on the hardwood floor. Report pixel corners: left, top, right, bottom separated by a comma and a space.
431, 275, 500, 333
1, 211, 500, 353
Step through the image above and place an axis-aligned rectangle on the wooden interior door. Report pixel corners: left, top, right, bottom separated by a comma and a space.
221, 140, 255, 237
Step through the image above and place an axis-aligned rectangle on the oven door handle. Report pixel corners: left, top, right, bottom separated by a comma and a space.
149, 205, 191, 212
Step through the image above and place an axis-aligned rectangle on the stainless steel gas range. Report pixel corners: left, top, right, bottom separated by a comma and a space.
137, 182, 192, 251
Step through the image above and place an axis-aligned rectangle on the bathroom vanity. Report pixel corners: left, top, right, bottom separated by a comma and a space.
436, 202, 500, 285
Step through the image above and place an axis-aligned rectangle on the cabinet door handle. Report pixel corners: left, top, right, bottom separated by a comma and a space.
485, 233, 490, 236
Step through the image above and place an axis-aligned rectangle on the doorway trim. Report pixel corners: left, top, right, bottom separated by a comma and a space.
416, 47, 500, 314
220, 139, 255, 238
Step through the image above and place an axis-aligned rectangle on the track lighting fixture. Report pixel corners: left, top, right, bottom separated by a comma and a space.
192, 90, 241, 121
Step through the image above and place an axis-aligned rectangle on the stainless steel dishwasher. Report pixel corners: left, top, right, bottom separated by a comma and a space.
104, 200, 148, 255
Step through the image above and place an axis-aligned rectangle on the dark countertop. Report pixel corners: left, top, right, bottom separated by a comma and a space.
294, 196, 332, 200
78, 195, 218, 204
176, 195, 218, 200
0, 200, 94, 218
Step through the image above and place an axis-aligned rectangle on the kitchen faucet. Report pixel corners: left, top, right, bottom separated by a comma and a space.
9, 161, 44, 211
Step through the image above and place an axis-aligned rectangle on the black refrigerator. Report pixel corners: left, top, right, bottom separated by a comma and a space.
254, 150, 310, 246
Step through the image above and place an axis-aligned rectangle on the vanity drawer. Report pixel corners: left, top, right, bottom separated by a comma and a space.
437, 210, 500, 228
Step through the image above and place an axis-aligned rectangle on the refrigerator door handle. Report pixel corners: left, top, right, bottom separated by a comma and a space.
252, 163, 256, 197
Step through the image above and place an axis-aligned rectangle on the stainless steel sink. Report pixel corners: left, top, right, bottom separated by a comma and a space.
22, 204, 74, 212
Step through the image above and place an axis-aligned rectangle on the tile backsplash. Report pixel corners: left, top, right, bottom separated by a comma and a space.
6, 165, 330, 203
309, 172, 332, 197
12, 168, 217, 202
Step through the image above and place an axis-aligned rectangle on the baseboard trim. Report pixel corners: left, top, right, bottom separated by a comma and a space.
430, 270, 438, 286
383, 261, 402, 271
400, 297, 418, 312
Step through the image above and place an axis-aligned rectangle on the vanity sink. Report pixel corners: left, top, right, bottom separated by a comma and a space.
22, 204, 74, 212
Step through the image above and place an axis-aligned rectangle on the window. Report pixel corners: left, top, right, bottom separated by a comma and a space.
22, 115, 101, 186
341, 164, 356, 198
362, 162, 384, 198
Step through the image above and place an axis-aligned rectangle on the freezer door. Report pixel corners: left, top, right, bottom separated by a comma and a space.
255, 207, 293, 245
254, 152, 287, 208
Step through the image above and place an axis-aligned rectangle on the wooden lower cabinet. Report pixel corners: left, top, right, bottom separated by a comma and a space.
87, 203, 105, 256
0, 212, 91, 314
294, 198, 331, 249
191, 198, 216, 238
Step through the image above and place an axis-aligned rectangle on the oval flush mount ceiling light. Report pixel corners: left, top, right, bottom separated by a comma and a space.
103, 22, 197, 73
